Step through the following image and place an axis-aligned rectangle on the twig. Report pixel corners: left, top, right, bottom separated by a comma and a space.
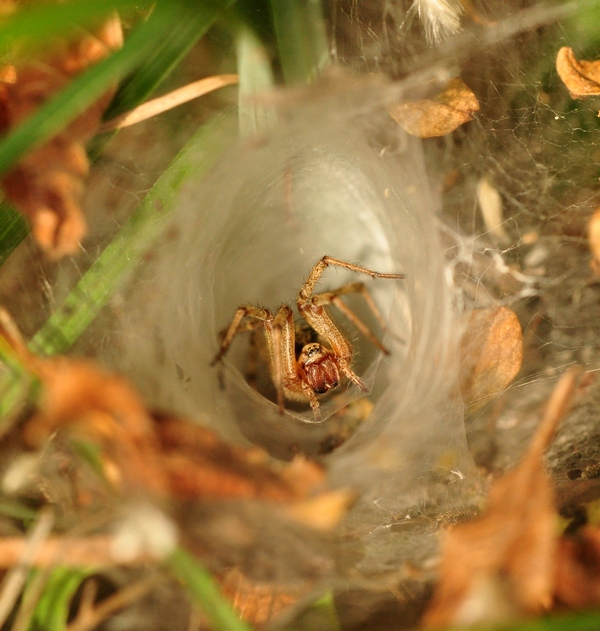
0, 534, 155, 568
66, 575, 162, 631
0, 508, 54, 627
99, 74, 239, 132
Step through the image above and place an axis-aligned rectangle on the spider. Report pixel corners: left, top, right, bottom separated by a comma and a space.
211, 256, 404, 421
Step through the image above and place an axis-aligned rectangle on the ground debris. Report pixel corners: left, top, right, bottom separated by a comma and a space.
422, 367, 581, 628
0, 7, 122, 258
389, 77, 479, 138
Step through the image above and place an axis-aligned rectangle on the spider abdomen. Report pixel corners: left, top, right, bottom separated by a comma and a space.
298, 343, 340, 394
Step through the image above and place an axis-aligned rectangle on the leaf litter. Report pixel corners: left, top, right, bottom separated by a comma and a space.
0, 307, 352, 626
0, 10, 123, 258
423, 367, 588, 628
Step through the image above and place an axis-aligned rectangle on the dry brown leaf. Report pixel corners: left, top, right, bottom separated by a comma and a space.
23, 357, 169, 495
459, 307, 523, 409
0, 13, 123, 258
156, 416, 325, 502
422, 367, 581, 628
0, 309, 333, 510
389, 78, 479, 138
221, 568, 312, 628
556, 46, 600, 99
283, 489, 354, 531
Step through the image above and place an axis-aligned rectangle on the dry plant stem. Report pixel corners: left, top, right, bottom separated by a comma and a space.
70, 579, 99, 628
99, 74, 239, 132
11, 564, 57, 631
529, 366, 582, 458
0, 509, 54, 627
0, 535, 155, 568
66, 575, 162, 631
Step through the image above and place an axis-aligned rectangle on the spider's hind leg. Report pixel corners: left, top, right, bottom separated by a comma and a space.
211, 306, 273, 367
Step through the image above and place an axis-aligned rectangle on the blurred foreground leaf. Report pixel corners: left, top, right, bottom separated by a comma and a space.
424, 369, 581, 628
0, 0, 191, 176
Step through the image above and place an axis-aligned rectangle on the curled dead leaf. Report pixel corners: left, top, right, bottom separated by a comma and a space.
0, 14, 123, 258
423, 368, 581, 628
459, 307, 523, 409
556, 46, 600, 99
389, 78, 479, 138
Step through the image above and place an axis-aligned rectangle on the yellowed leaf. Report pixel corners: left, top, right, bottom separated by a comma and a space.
389, 78, 479, 138
556, 46, 600, 99
459, 307, 523, 409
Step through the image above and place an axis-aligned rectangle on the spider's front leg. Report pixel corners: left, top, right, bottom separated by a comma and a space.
298, 256, 404, 304
297, 256, 404, 392
264, 305, 323, 417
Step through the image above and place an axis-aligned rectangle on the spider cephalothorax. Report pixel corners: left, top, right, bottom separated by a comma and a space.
298, 343, 340, 394
212, 256, 404, 420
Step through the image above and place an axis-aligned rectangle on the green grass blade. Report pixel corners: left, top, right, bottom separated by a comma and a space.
0, 0, 148, 49
168, 547, 253, 631
440, 609, 600, 631
269, 0, 329, 84
30, 109, 234, 356
30, 567, 94, 631
0, 202, 28, 266
0, 499, 38, 522
236, 23, 276, 136
105, 0, 237, 119
0, 334, 35, 435
0, 0, 191, 176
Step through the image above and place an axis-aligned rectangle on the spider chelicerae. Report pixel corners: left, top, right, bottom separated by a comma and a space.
211, 256, 404, 421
